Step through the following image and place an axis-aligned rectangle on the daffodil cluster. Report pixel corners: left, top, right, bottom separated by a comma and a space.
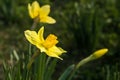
25, 0, 108, 64
25, 1, 66, 60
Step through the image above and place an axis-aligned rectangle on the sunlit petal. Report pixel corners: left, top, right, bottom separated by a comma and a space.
24, 30, 40, 46
40, 16, 56, 24
46, 50, 63, 60
49, 46, 66, 55
38, 26, 45, 42
28, 1, 40, 18
36, 44, 46, 52
40, 5, 50, 16
28, 4, 34, 18
44, 46, 66, 60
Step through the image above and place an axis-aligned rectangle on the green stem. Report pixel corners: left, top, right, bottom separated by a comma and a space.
46, 57, 51, 66
29, 44, 32, 57
68, 55, 93, 80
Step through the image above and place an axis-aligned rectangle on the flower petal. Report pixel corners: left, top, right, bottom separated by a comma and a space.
36, 44, 46, 52
28, 1, 40, 18
24, 30, 40, 46
46, 51, 63, 60
40, 5, 50, 16
28, 4, 33, 18
45, 46, 67, 60
50, 46, 67, 55
38, 26, 45, 42
40, 16, 56, 24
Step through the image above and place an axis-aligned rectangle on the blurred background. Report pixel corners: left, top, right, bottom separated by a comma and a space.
0, 0, 120, 80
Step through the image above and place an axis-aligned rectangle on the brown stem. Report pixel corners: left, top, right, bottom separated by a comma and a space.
31, 17, 39, 30
27, 50, 40, 69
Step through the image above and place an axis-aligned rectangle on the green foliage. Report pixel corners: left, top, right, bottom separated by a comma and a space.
0, 0, 120, 80
0, 0, 29, 25
58, 64, 75, 80
102, 64, 120, 80
51, 0, 120, 59
3, 49, 58, 80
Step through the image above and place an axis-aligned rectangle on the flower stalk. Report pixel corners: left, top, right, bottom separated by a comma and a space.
31, 17, 39, 30
68, 48, 108, 80
27, 51, 40, 69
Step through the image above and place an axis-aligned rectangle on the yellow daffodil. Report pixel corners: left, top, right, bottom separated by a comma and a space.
92, 48, 108, 59
28, 1, 56, 24
24, 26, 66, 60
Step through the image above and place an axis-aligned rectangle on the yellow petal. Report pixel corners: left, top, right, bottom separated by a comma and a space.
28, 1, 40, 18
24, 30, 40, 46
50, 46, 66, 55
45, 46, 66, 60
40, 16, 56, 24
40, 5, 50, 16
36, 44, 46, 52
58, 47, 67, 54
28, 4, 33, 18
38, 26, 45, 42
46, 50, 63, 60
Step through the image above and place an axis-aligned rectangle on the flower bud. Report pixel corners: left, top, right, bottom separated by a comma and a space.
92, 48, 108, 59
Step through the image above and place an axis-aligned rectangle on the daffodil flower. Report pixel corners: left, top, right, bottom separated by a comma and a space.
24, 26, 66, 60
28, 1, 56, 24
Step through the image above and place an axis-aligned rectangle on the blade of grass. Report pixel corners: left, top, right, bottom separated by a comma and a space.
58, 64, 75, 80
45, 58, 58, 80
36, 53, 46, 80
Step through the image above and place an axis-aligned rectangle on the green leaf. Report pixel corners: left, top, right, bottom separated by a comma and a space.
58, 64, 75, 80
45, 58, 58, 80
36, 53, 46, 80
